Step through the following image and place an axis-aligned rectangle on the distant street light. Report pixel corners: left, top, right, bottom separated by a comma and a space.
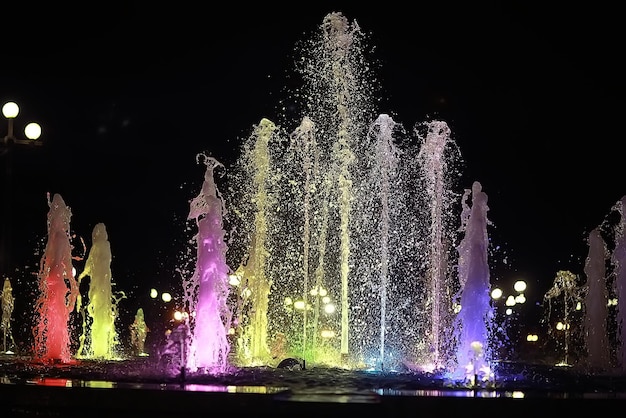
0, 101, 43, 280
514, 280, 527, 293
492, 280, 528, 316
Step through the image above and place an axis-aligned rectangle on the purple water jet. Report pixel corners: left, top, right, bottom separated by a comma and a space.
454, 181, 493, 382
182, 153, 232, 373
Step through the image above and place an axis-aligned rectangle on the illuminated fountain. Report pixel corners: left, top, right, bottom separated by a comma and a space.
543, 270, 583, 366
129, 307, 150, 356
582, 227, 611, 371
612, 195, 626, 371
415, 120, 462, 369
5, 13, 626, 414
76, 223, 125, 359
33, 193, 80, 363
222, 11, 484, 375
181, 153, 232, 373
453, 181, 494, 383
1, 277, 15, 353
15, 11, 494, 380
229, 118, 275, 366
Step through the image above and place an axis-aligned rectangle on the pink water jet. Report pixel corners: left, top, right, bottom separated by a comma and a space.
33, 193, 79, 363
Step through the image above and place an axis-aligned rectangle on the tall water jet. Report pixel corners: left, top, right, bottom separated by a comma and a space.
543, 270, 582, 366
129, 307, 150, 356
286, 116, 318, 362
612, 195, 626, 370
583, 227, 611, 371
293, 11, 379, 365
33, 193, 79, 363
182, 153, 232, 372
454, 181, 493, 382
1, 277, 15, 353
372, 115, 395, 368
330, 112, 411, 370
77, 223, 125, 359
416, 120, 461, 369
229, 118, 277, 366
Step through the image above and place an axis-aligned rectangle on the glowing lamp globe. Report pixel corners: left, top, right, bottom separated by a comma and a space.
2, 102, 19, 119
25, 123, 41, 140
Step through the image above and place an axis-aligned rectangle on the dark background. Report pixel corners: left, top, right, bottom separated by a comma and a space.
1, 2, 624, 349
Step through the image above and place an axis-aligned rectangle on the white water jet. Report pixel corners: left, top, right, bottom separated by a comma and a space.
583, 227, 611, 371
368, 114, 400, 368
416, 120, 461, 368
612, 196, 626, 370
294, 12, 379, 365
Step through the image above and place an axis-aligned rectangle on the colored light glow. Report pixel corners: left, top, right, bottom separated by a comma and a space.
491, 288, 502, 299
150, 288, 158, 299
161, 292, 172, 302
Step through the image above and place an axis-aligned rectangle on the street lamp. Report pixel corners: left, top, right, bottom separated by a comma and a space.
2, 102, 42, 147
0, 101, 43, 280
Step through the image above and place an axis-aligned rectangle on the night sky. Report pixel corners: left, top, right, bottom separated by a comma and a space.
1, 3, 624, 333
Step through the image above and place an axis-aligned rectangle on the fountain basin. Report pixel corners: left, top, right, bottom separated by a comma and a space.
2, 355, 625, 417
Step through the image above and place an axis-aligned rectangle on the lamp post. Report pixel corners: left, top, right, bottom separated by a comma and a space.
0, 101, 42, 280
